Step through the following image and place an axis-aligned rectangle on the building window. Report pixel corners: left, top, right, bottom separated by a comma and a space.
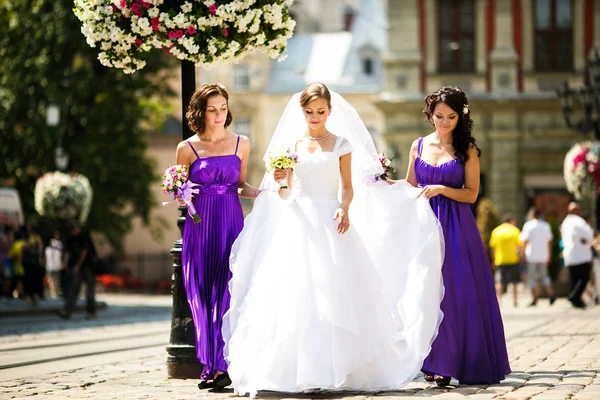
362, 58, 373, 76
343, 5, 355, 31
534, 0, 573, 72
437, 0, 475, 73
233, 65, 250, 90
234, 117, 251, 138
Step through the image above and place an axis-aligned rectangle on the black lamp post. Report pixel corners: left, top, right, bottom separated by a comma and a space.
556, 48, 600, 138
166, 60, 202, 379
557, 48, 600, 229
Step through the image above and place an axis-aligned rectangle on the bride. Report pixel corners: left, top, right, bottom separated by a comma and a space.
222, 83, 445, 397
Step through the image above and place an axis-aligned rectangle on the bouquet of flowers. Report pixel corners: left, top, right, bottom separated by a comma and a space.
563, 141, 600, 200
161, 164, 201, 223
74, 0, 296, 74
373, 153, 396, 182
265, 148, 298, 189
34, 171, 93, 223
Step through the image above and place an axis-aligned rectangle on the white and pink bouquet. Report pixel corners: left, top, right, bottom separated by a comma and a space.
564, 141, 600, 200
161, 164, 201, 223
373, 153, 396, 182
265, 148, 298, 189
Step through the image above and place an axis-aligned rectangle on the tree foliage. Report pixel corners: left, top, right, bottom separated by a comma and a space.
0, 0, 176, 250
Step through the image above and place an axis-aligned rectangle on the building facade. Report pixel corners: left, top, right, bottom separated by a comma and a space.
123, 0, 599, 285
379, 0, 599, 225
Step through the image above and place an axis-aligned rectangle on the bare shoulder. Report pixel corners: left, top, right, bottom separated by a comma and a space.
467, 143, 479, 156
236, 134, 251, 145
176, 139, 190, 151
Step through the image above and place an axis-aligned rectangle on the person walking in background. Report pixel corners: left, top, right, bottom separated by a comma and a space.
520, 208, 556, 307
23, 224, 44, 301
44, 231, 64, 299
59, 223, 97, 320
490, 214, 522, 307
7, 228, 25, 299
561, 202, 594, 309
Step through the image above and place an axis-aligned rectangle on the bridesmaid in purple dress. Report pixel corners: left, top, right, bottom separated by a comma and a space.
175, 83, 260, 391
406, 87, 511, 386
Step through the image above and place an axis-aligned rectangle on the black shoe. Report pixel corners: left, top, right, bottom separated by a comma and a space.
212, 372, 232, 390
57, 310, 70, 320
435, 375, 451, 387
424, 373, 435, 382
571, 300, 586, 309
549, 297, 556, 305
198, 380, 214, 390
528, 301, 537, 307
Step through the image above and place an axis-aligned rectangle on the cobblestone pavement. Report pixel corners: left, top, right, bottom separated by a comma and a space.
1, 293, 599, 399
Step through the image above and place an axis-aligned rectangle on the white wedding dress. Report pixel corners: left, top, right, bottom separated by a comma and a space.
223, 135, 445, 397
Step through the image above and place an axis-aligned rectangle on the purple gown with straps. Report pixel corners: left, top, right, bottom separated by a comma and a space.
182, 136, 244, 379
415, 137, 511, 384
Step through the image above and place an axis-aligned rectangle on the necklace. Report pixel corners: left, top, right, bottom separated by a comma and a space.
308, 131, 331, 141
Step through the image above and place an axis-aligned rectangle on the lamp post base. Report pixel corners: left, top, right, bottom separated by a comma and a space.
166, 345, 203, 379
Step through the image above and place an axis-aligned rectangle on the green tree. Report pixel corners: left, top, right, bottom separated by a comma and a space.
0, 0, 176, 249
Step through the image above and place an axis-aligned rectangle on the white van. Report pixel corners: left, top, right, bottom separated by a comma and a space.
0, 188, 24, 227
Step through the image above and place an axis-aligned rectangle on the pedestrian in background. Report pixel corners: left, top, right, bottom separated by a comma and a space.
59, 223, 97, 320
8, 228, 26, 300
520, 208, 556, 306
560, 202, 594, 309
490, 214, 522, 307
44, 230, 64, 299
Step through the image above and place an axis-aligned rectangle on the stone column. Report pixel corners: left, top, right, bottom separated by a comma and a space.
383, 0, 422, 94
489, 0, 519, 93
489, 131, 521, 217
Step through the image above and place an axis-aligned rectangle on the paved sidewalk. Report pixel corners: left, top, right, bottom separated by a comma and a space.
0, 297, 107, 316
1, 293, 600, 399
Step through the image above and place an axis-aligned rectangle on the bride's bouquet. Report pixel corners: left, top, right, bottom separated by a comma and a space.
373, 153, 396, 182
265, 148, 298, 189
161, 164, 201, 223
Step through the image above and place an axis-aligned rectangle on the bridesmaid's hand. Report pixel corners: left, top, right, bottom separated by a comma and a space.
273, 168, 288, 182
333, 207, 350, 234
418, 184, 445, 199
176, 195, 186, 207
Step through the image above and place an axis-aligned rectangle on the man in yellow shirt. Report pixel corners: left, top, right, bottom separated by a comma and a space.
490, 214, 522, 307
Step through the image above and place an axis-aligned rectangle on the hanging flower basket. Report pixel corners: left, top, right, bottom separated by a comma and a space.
563, 141, 600, 200
74, 0, 296, 74
34, 171, 94, 224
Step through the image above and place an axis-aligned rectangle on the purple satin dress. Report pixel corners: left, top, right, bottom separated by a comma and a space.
416, 138, 510, 384
182, 137, 244, 379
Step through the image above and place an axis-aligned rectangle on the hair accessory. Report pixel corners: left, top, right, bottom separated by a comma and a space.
463, 104, 469, 115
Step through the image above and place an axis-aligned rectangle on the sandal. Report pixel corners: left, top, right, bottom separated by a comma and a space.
424, 373, 435, 382
435, 375, 451, 387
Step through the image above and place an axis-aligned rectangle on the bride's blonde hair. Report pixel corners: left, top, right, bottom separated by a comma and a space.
299, 82, 332, 108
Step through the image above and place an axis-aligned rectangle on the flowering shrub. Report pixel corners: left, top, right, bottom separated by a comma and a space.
74, 0, 296, 73
563, 141, 600, 200
34, 172, 94, 223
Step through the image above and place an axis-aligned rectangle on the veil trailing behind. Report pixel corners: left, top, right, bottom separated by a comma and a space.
223, 91, 445, 397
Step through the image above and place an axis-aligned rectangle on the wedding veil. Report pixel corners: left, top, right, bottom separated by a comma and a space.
257, 91, 384, 194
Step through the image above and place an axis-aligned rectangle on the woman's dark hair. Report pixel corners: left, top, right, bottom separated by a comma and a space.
423, 86, 480, 163
186, 83, 233, 134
